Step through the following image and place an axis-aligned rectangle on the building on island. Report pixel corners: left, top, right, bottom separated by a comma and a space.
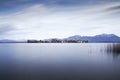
27, 39, 88, 43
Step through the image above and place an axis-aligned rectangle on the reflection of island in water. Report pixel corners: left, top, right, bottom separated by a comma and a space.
106, 43, 120, 56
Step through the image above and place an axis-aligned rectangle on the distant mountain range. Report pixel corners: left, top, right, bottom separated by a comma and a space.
65, 34, 120, 42
0, 34, 120, 43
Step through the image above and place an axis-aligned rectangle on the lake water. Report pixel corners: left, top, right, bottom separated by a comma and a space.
0, 43, 120, 80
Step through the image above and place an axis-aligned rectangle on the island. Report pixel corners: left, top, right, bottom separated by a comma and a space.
27, 39, 88, 43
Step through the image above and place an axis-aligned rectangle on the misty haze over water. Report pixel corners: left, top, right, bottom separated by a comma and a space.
0, 43, 120, 80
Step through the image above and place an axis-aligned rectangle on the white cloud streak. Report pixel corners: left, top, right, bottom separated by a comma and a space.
0, 2, 120, 40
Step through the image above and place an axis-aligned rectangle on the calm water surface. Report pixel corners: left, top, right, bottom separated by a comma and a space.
0, 43, 120, 80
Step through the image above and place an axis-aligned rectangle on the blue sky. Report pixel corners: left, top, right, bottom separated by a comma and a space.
0, 0, 120, 40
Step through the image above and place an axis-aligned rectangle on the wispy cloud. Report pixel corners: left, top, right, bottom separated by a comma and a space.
0, 1, 120, 39
0, 24, 14, 34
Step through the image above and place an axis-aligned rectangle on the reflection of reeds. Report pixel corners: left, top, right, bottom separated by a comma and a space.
106, 43, 120, 55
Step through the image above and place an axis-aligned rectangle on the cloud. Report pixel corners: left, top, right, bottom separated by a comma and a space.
0, 1, 120, 39
0, 24, 15, 35
108, 5, 120, 10
0, 0, 120, 12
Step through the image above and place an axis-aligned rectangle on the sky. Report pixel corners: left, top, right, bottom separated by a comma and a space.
0, 0, 120, 40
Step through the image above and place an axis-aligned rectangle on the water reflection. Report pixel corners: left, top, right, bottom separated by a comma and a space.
106, 43, 120, 56
0, 43, 120, 80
